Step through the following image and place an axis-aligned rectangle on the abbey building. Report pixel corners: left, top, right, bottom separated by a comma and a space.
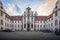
0, 0, 60, 31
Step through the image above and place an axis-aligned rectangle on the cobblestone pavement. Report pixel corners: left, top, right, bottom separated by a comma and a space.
0, 31, 60, 40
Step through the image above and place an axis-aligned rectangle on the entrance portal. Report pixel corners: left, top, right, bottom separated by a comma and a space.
27, 24, 30, 31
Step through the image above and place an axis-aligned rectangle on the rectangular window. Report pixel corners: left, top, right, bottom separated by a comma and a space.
41, 21, 42, 23
12, 25, 14, 29
49, 24, 50, 27
7, 24, 8, 27
1, 11, 3, 16
5, 23, 6, 26
15, 24, 16, 27
55, 20, 57, 26
46, 25, 47, 27
18, 21, 19, 23
44, 25, 45, 28
0, 11, 1, 16
51, 17, 53, 20
1, 20, 3, 25
44, 21, 45, 23
5, 18, 6, 20
51, 23, 53, 27
18, 25, 19, 27
24, 24, 26, 28
55, 11, 58, 17
10, 24, 11, 27
31, 24, 33, 28
49, 19, 50, 21
38, 25, 39, 27
40, 25, 42, 28
59, 21, 60, 25
55, 6, 57, 9
1, 6, 3, 9
15, 21, 16, 23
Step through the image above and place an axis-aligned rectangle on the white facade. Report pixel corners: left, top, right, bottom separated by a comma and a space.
0, 0, 60, 31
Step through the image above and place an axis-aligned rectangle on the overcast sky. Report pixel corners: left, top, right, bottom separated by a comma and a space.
1, 0, 57, 16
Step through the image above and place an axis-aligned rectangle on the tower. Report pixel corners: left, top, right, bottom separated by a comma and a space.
0, 0, 5, 12
26, 7, 31, 16
0, 0, 3, 9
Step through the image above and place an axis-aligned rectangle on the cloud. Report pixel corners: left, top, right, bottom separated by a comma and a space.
6, 4, 13, 12
14, 4, 20, 13
3, 0, 57, 16
5, 3, 21, 16
36, 0, 57, 16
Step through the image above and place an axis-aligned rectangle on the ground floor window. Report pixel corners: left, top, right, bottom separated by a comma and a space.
40, 25, 42, 28
59, 21, 60, 29
24, 24, 26, 28
1, 27, 3, 30
55, 20, 58, 26
31, 24, 33, 28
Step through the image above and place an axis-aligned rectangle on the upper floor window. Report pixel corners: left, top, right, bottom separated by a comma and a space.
55, 20, 58, 26
51, 23, 53, 27
5, 17, 6, 20
48, 19, 50, 22
46, 25, 47, 27
40, 21, 42, 23
44, 25, 45, 28
18, 21, 19, 23
5, 23, 6, 26
40, 25, 42, 28
59, 21, 60, 25
15, 21, 16, 23
49, 24, 50, 27
15, 24, 16, 27
55, 6, 57, 9
51, 17, 53, 20
44, 21, 45, 23
1, 6, 3, 9
18, 24, 19, 27
55, 11, 58, 17
12, 24, 14, 27
10, 24, 11, 27
7, 24, 9, 27
1, 20, 3, 25
0, 11, 3, 16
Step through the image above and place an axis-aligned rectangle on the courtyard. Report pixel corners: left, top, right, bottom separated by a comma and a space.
0, 31, 60, 40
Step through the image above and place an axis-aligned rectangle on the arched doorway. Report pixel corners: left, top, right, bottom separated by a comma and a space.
27, 24, 30, 31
